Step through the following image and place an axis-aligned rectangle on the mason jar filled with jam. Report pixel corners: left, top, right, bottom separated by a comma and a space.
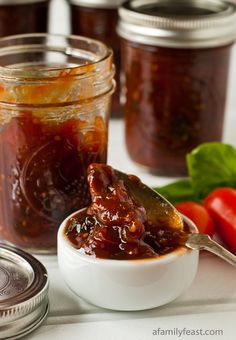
0, 33, 114, 253
0, 0, 50, 36
68, 0, 124, 117
118, 0, 236, 176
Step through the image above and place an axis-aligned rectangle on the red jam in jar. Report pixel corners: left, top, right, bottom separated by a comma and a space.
65, 163, 189, 260
68, 0, 125, 118
0, 0, 49, 36
0, 34, 114, 253
118, 0, 236, 176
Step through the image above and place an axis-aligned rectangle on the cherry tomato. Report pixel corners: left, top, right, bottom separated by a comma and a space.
204, 187, 236, 254
175, 201, 215, 237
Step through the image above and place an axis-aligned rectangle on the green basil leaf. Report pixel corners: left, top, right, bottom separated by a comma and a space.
187, 142, 236, 198
153, 179, 197, 205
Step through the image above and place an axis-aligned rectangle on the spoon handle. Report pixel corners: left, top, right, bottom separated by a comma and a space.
186, 233, 236, 267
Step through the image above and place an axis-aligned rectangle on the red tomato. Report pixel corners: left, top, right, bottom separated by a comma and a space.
175, 201, 215, 237
204, 187, 236, 254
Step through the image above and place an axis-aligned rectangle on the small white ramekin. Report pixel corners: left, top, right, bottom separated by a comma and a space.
58, 211, 199, 311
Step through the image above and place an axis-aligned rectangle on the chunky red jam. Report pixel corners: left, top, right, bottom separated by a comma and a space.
70, 5, 121, 117
65, 164, 188, 259
121, 40, 231, 176
0, 115, 107, 251
0, 1, 49, 36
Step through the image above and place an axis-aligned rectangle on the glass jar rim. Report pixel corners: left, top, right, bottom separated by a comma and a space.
0, 33, 113, 80
0, 33, 115, 106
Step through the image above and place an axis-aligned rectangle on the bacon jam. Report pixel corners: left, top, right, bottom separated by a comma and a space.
118, 0, 235, 176
0, 35, 114, 252
69, 3, 122, 117
0, 0, 49, 36
0, 115, 107, 251
121, 41, 231, 176
65, 164, 189, 260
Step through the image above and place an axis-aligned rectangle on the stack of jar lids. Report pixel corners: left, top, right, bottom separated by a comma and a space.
0, 244, 49, 340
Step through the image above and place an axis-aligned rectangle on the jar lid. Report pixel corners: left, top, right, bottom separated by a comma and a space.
0, 0, 48, 4
118, 0, 236, 48
0, 243, 49, 340
68, 0, 124, 9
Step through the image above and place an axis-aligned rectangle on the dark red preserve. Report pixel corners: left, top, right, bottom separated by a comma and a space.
0, 0, 49, 36
0, 115, 107, 251
118, 0, 236, 176
121, 42, 231, 176
0, 34, 114, 253
65, 164, 189, 260
68, 0, 124, 117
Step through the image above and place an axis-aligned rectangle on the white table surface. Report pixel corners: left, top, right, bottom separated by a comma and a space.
22, 0, 236, 339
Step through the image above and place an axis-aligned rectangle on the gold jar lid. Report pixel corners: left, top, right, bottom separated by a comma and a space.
0, 243, 49, 340
118, 0, 236, 48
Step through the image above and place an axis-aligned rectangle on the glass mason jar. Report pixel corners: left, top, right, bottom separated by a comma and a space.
118, 0, 236, 176
0, 0, 50, 36
0, 34, 114, 253
68, 0, 125, 118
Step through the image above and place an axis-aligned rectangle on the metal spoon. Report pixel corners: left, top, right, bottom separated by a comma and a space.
186, 233, 236, 267
115, 169, 236, 267
114, 169, 184, 231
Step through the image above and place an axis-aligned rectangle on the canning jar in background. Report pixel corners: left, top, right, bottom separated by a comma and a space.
68, 0, 125, 118
0, 0, 50, 36
0, 34, 114, 253
118, 0, 236, 176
